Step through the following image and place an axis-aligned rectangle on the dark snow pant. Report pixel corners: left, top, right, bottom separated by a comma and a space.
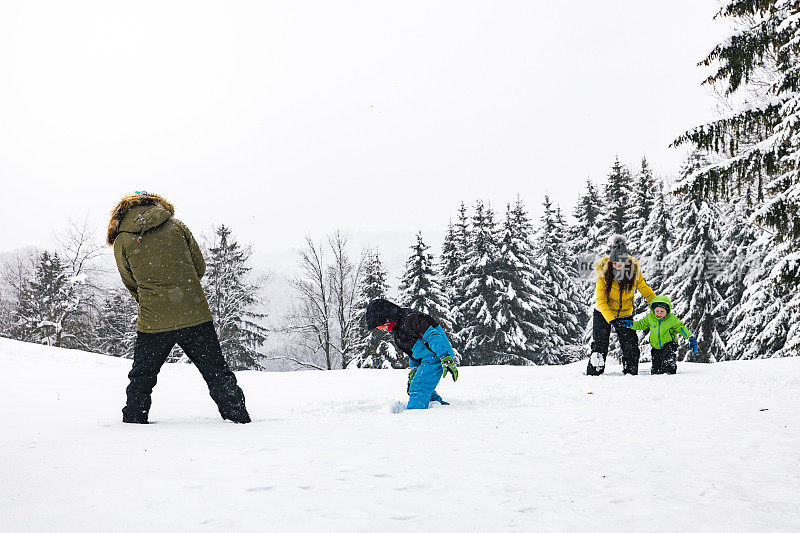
122, 321, 250, 423
651, 341, 677, 375
587, 309, 640, 375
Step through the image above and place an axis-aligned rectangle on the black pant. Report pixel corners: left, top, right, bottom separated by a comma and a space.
122, 321, 250, 423
651, 341, 677, 375
587, 309, 640, 375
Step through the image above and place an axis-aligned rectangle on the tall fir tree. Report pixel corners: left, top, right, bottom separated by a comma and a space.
674, 0, 800, 292
12, 251, 85, 348
203, 225, 268, 371
442, 202, 472, 351
399, 232, 452, 332
598, 157, 635, 247
628, 156, 658, 254
491, 199, 548, 364
95, 288, 138, 358
457, 201, 503, 365
567, 178, 605, 348
664, 151, 728, 363
639, 182, 673, 295
533, 197, 585, 364
349, 249, 400, 368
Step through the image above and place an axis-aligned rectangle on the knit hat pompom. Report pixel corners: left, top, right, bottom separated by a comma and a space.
608, 234, 629, 262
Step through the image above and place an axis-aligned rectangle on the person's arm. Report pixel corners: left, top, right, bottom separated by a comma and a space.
177, 220, 206, 279
595, 277, 616, 324
630, 316, 651, 331
113, 239, 139, 303
675, 318, 693, 339
636, 270, 656, 304
422, 325, 455, 359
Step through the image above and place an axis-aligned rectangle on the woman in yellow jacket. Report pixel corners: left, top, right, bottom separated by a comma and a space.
587, 235, 656, 375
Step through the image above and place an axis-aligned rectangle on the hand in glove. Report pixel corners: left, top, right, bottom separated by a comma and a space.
441, 355, 458, 382
614, 318, 633, 328
689, 336, 699, 354
407, 368, 417, 395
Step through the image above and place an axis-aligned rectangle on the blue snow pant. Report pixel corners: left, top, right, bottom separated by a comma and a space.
407, 355, 443, 409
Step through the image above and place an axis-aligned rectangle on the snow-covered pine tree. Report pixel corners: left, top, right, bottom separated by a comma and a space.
664, 151, 727, 363
598, 157, 635, 247
533, 197, 585, 364
12, 251, 85, 348
441, 202, 471, 352
639, 182, 673, 295
567, 178, 605, 348
491, 199, 548, 365
203, 225, 268, 371
94, 288, 138, 358
555, 205, 586, 362
457, 200, 502, 365
398, 231, 452, 333
628, 157, 658, 260
349, 249, 400, 368
673, 0, 800, 292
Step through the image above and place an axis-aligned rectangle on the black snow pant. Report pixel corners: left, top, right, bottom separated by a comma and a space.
651, 341, 677, 375
587, 309, 640, 375
122, 321, 250, 423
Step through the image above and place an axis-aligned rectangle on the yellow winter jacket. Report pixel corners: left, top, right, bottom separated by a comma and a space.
595, 256, 656, 323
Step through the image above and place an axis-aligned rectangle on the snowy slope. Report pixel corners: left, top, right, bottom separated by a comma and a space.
1, 337, 798, 532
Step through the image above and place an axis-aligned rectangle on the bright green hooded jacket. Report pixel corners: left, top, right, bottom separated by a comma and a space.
631, 295, 693, 349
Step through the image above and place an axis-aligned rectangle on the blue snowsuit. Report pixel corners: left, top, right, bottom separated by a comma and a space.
407, 325, 453, 409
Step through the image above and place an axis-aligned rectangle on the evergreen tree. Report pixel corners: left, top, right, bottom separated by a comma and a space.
664, 151, 727, 363
628, 157, 658, 252
639, 182, 673, 295
399, 232, 452, 332
567, 178, 605, 349
442, 202, 471, 351
533, 197, 585, 364
598, 157, 635, 246
95, 288, 138, 358
349, 250, 400, 368
12, 251, 85, 348
457, 201, 502, 365
492, 200, 548, 364
674, 0, 800, 289
203, 225, 268, 371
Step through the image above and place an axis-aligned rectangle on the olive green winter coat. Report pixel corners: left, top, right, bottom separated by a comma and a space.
631, 295, 693, 349
108, 194, 213, 333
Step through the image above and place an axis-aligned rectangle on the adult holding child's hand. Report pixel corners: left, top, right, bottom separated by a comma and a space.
587, 235, 656, 376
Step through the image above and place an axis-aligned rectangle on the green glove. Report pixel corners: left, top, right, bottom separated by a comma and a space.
441, 355, 458, 382
407, 368, 417, 395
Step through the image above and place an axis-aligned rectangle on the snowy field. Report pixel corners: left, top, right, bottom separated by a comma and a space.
1, 337, 798, 532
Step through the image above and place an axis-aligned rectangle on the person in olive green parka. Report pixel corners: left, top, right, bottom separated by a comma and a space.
108, 192, 250, 424
621, 295, 699, 375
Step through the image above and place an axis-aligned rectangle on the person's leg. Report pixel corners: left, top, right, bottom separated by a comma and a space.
588, 310, 612, 375
615, 316, 640, 375
651, 346, 664, 374
664, 342, 677, 374
407, 357, 443, 409
123, 330, 176, 423
429, 390, 448, 405
177, 322, 250, 423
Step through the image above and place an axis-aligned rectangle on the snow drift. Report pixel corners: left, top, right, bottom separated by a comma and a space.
1, 337, 798, 532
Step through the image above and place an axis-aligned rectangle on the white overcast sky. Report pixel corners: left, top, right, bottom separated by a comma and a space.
0, 1, 728, 259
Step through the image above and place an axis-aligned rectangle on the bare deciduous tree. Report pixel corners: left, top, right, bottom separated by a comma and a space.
279, 232, 365, 370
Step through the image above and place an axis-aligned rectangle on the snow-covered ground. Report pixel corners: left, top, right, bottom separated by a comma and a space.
1, 337, 798, 532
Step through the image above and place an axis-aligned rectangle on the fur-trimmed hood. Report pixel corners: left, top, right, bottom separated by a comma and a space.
107, 193, 175, 245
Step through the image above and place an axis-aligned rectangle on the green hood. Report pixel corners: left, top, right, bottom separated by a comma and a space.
650, 294, 672, 314
118, 205, 172, 236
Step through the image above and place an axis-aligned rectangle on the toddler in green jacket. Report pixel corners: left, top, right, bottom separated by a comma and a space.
620, 294, 698, 374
